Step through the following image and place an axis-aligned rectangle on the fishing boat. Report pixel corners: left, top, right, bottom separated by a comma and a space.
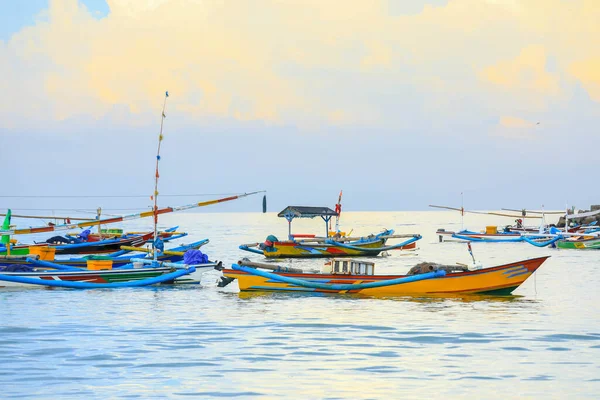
0, 257, 220, 289
0, 237, 209, 270
436, 228, 525, 243
220, 256, 550, 296
0, 224, 182, 256
556, 236, 600, 249
430, 202, 561, 243
0, 92, 264, 290
240, 206, 420, 258
522, 209, 600, 249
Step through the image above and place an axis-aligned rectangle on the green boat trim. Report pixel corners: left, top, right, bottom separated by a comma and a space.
0, 247, 31, 256
557, 237, 600, 249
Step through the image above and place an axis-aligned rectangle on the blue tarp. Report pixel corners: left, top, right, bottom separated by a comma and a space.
183, 249, 208, 265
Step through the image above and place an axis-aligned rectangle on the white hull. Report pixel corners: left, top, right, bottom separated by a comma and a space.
436, 230, 522, 242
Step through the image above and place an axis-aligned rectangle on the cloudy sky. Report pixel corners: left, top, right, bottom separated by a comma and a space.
1, 0, 599, 214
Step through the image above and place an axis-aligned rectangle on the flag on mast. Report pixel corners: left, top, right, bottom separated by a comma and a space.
1, 209, 11, 245
334, 190, 343, 233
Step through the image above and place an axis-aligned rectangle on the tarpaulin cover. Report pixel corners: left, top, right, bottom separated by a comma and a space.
183, 249, 208, 264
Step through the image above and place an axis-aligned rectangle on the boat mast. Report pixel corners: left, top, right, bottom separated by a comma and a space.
96, 207, 102, 239
334, 190, 342, 233
153, 91, 169, 261
539, 205, 546, 233
460, 192, 464, 231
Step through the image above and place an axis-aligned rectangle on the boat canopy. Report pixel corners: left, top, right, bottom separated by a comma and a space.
277, 206, 338, 220
277, 206, 338, 238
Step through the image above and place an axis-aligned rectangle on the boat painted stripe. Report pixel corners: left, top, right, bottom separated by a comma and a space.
249, 286, 315, 292
265, 278, 332, 284
502, 265, 527, 275
502, 266, 526, 275
505, 270, 531, 279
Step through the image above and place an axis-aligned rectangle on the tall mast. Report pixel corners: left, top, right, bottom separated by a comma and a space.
153, 91, 169, 260
334, 190, 343, 233
460, 192, 464, 230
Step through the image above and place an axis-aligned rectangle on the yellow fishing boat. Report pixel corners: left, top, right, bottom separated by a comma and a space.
221, 256, 550, 296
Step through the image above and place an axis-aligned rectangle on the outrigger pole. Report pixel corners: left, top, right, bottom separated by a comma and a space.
461, 192, 464, 231
429, 205, 543, 219
0, 192, 265, 236
0, 213, 93, 221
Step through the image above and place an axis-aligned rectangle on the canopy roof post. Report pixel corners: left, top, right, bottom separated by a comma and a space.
284, 211, 295, 240
321, 215, 332, 237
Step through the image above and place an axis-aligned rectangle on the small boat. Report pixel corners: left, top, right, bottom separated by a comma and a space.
555, 236, 600, 249
221, 256, 549, 296
240, 205, 420, 258
0, 237, 209, 270
521, 209, 600, 249
436, 228, 525, 243
0, 231, 157, 256
430, 203, 561, 243
0, 257, 219, 289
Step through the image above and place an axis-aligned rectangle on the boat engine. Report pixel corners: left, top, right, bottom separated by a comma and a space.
407, 262, 469, 276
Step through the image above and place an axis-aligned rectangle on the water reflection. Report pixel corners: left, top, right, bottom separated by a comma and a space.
234, 288, 535, 304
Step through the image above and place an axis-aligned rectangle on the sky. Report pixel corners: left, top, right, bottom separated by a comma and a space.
0, 0, 599, 215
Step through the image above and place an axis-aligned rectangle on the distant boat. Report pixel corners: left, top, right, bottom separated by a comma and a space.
430, 203, 560, 243
555, 236, 600, 249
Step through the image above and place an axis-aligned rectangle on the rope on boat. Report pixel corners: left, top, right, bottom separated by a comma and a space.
231, 264, 445, 291
0, 267, 195, 289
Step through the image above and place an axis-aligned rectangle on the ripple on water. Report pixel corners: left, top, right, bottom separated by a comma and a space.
1, 211, 599, 399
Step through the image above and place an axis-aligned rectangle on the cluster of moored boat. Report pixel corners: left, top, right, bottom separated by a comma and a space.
1, 93, 594, 295
4, 196, 590, 296
432, 205, 600, 249
0, 222, 220, 288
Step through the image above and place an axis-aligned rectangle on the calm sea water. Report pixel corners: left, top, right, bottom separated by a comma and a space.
1, 211, 599, 399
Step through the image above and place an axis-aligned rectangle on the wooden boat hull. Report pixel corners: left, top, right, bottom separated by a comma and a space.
241, 230, 420, 258
0, 267, 174, 289
0, 240, 209, 270
261, 239, 387, 258
0, 247, 32, 256
0, 251, 184, 269
556, 237, 600, 249
0, 234, 151, 256
223, 256, 549, 296
437, 230, 523, 243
